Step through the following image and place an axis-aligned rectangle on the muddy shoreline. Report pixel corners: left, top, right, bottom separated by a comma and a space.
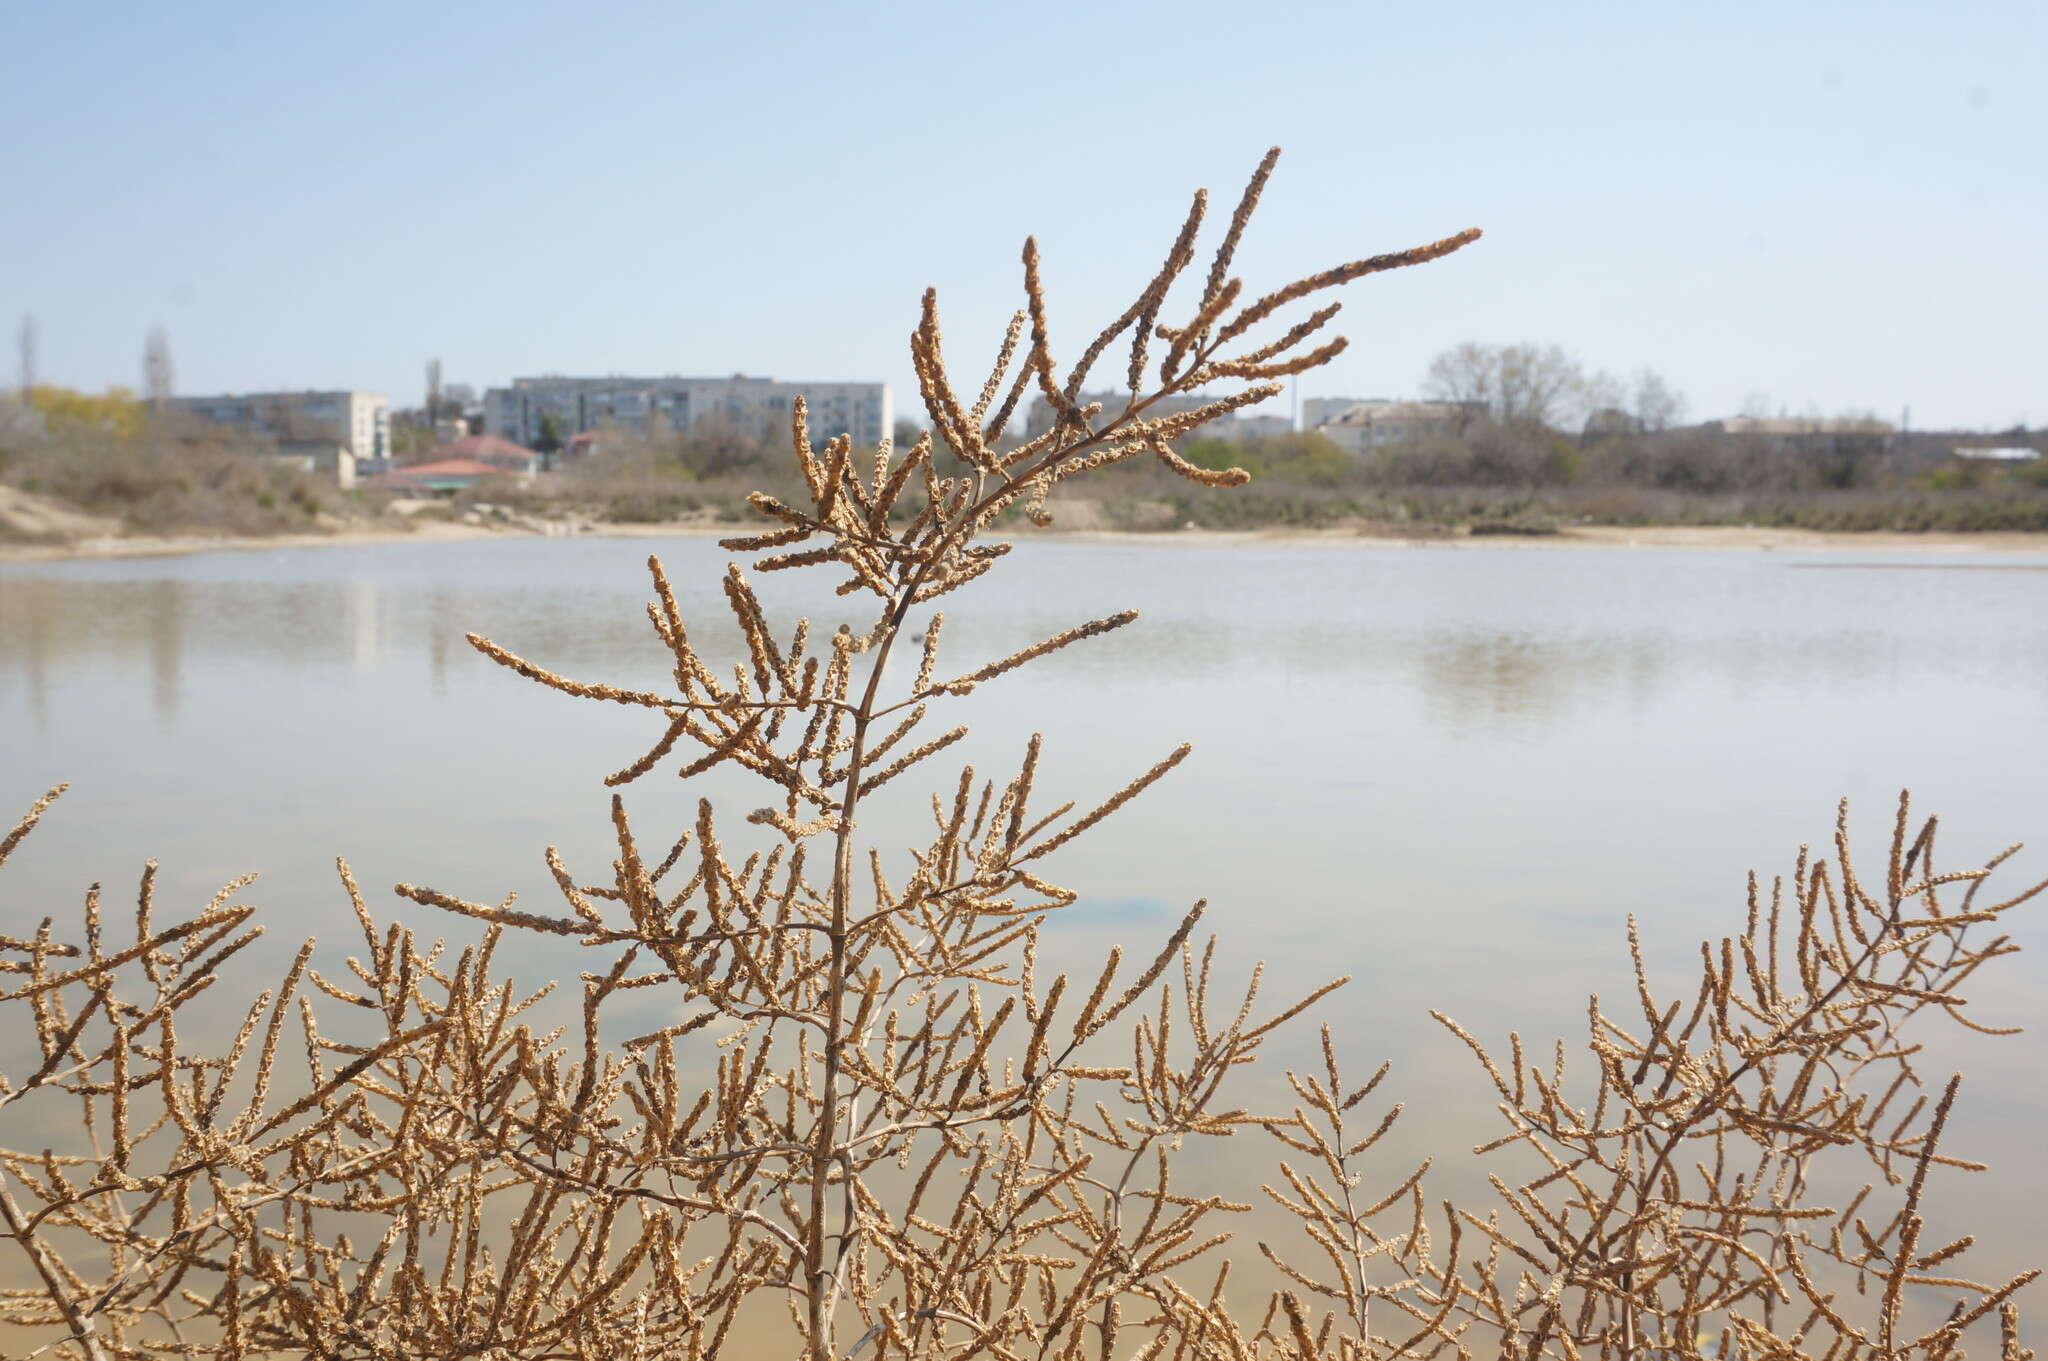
8, 517, 2048, 565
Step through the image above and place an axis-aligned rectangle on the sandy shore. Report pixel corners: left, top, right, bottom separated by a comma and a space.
7, 518, 2048, 565
978, 524, 2048, 555
1498, 524, 2048, 555
0, 519, 516, 564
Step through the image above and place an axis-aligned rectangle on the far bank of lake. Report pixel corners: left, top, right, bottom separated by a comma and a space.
6, 511, 2048, 564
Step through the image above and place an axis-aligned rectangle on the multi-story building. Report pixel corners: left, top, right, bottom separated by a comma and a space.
1315, 400, 1479, 455
483, 375, 891, 451
169, 390, 390, 463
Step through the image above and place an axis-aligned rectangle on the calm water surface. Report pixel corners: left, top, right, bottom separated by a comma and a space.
3, 534, 2045, 1309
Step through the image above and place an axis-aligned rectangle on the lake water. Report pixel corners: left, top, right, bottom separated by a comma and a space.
3, 532, 2045, 1328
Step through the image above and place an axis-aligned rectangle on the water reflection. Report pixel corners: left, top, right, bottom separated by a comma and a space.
10, 543, 2044, 735
1, 535, 2045, 1326
1417, 631, 1669, 727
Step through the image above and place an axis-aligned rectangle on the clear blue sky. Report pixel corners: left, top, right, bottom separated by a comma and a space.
3, 0, 2041, 431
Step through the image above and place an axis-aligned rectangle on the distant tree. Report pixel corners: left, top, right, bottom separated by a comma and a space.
0, 394, 39, 447
388, 412, 427, 459
1577, 367, 1627, 422
1179, 435, 1248, 477
676, 413, 774, 479
1630, 367, 1687, 431
1422, 341, 1583, 429
26, 385, 144, 440
2010, 456, 2048, 488
535, 411, 564, 456
1183, 430, 1351, 485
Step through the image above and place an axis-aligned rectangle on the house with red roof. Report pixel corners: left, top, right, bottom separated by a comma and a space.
370, 435, 545, 495
434, 434, 543, 477
369, 458, 521, 495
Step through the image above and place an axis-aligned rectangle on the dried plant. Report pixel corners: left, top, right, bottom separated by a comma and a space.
2, 153, 2037, 1361
1261, 804, 2042, 1361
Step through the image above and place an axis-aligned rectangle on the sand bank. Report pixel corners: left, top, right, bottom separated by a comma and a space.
7, 517, 2048, 565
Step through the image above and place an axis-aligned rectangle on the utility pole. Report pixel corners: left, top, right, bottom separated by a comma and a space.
17, 315, 35, 394
143, 325, 174, 407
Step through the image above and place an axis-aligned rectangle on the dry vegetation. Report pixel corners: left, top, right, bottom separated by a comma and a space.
1, 153, 2039, 1361
0, 400, 372, 542
1125, 430, 2048, 535
453, 406, 2048, 540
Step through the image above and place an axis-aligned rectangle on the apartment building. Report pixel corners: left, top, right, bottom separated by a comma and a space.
1314, 400, 1478, 455
483, 374, 891, 450
169, 390, 390, 462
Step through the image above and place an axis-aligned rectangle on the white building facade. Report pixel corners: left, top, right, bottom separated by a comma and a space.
484, 375, 891, 450
1315, 400, 1477, 455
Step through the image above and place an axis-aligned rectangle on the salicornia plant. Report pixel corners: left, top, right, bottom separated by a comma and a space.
2, 151, 2037, 1361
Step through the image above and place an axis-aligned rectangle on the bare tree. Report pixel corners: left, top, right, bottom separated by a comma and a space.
1579, 366, 1627, 420
1630, 364, 1688, 430
1422, 340, 1584, 428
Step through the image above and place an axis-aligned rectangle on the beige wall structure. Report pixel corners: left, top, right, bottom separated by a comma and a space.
1315, 399, 1476, 455
171, 390, 390, 463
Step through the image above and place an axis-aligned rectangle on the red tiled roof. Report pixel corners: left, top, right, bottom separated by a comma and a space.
442, 434, 540, 461
379, 458, 506, 479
